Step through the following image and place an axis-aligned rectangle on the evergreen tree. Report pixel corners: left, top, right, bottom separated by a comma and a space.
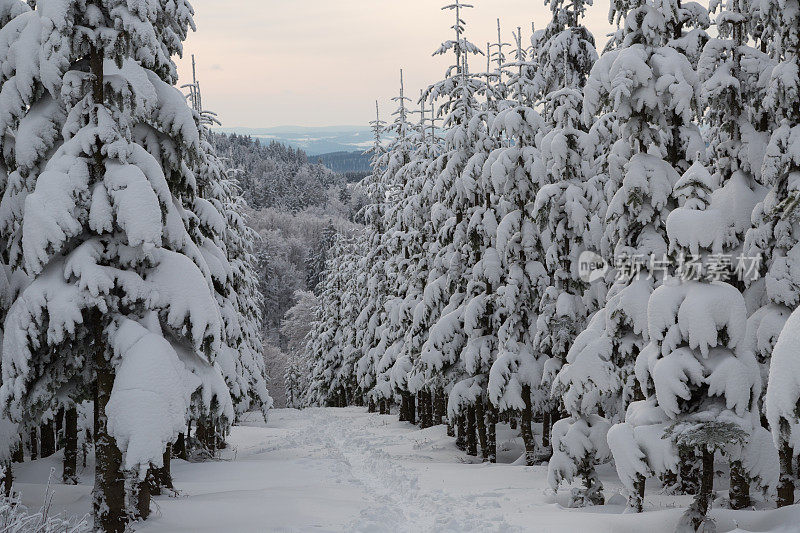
757, 0, 800, 507
585, 0, 708, 511
0, 1, 243, 528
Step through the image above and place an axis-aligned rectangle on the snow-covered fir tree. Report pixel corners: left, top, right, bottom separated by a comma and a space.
583, 0, 708, 511
487, 26, 550, 466
756, 0, 800, 508
0, 1, 271, 528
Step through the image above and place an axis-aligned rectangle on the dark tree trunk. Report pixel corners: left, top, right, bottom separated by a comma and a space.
29, 427, 38, 460
777, 441, 795, 507
520, 385, 536, 465
368, 397, 376, 413
11, 439, 23, 464
419, 391, 433, 428
40, 419, 55, 458
629, 474, 645, 513
688, 448, 715, 531
134, 471, 152, 521
729, 459, 750, 510
406, 393, 416, 424
541, 411, 551, 451
63, 405, 78, 484
455, 414, 467, 450
486, 403, 498, 464
434, 388, 446, 426
175, 432, 188, 461
1, 461, 11, 497
153, 444, 173, 493
475, 401, 488, 460
94, 325, 127, 532
466, 405, 478, 457
56, 407, 65, 448
398, 394, 407, 422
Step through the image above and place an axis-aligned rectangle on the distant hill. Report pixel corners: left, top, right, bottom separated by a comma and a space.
313, 151, 371, 181
216, 125, 390, 156
210, 133, 343, 211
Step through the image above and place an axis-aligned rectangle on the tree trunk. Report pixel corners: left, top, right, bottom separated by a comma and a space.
455, 414, 467, 450
133, 471, 152, 521
56, 407, 64, 448
629, 474, 645, 513
425, 390, 434, 427
40, 419, 55, 458
419, 391, 433, 428
406, 393, 416, 424
63, 405, 78, 485
777, 441, 795, 507
1, 461, 11, 497
398, 394, 407, 422
175, 432, 188, 461
368, 397, 376, 413
520, 385, 536, 465
486, 403, 497, 464
434, 388, 446, 426
94, 325, 127, 533
475, 401, 488, 460
29, 427, 37, 460
541, 410, 551, 451
729, 459, 750, 510
11, 439, 23, 464
466, 405, 478, 457
691, 448, 715, 530
153, 444, 173, 493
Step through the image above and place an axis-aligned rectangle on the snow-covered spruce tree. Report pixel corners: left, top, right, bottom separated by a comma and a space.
747, 0, 800, 508
699, 0, 776, 509
0, 0, 34, 496
282, 291, 319, 408
195, 145, 272, 423
414, 0, 483, 447
353, 102, 387, 411
487, 26, 550, 466
585, 0, 709, 510
307, 234, 361, 407
305, 220, 338, 294
405, 112, 448, 424
394, 95, 441, 426
0, 2, 243, 529
529, 0, 602, 495
376, 71, 422, 422
625, 164, 768, 531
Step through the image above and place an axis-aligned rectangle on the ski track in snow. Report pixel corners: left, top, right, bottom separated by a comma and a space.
301, 410, 516, 532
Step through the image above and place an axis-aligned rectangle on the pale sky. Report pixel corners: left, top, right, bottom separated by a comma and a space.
176, 1, 615, 128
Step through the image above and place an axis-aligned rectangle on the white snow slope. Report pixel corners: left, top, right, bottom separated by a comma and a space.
12, 408, 800, 532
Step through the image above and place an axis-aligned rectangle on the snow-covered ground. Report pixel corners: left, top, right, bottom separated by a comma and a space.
11, 408, 800, 532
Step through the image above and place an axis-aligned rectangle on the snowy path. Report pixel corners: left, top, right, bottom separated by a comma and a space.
14, 408, 800, 532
